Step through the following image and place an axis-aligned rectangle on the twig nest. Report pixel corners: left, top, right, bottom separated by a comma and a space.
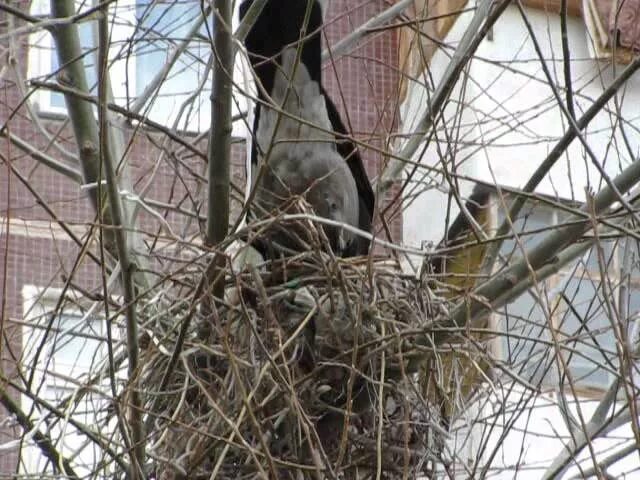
142, 236, 448, 479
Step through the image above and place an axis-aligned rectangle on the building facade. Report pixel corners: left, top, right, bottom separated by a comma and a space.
399, 0, 640, 477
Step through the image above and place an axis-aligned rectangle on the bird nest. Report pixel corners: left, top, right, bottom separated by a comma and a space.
141, 234, 451, 479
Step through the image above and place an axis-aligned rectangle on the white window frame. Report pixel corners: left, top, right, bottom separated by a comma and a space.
28, 0, 253, 136
20, 285, 119, 477
28, 0, 136, 117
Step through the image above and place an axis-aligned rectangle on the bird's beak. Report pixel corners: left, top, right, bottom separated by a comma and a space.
337, 229, 346, 254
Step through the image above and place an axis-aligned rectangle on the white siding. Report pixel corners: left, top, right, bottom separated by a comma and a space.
400, 4, 640, 478
401, 4, 640, 252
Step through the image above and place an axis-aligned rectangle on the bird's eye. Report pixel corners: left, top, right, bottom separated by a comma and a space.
330, 201, 338, 212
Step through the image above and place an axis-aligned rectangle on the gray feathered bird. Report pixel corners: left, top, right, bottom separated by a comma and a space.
240, 0, 373, 257
252, 48, 359, 256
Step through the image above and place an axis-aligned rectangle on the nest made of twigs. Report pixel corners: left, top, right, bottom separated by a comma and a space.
140, 226, 451, 479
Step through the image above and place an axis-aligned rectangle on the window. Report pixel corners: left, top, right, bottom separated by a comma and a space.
501, 289, 553, 385
496, 202, 559, 386
31, 2, 98, 112
494, 198, 639, 393
130, 1, 211, 130
555, 275, 618, 389
28, 0, 122, 115
20, 286, 117, 478
28, 1, 250, 133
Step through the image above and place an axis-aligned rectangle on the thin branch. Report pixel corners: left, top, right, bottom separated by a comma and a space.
0, 2, 41, 23
482, 54, 640, 271
321, 0, 414, 62
3, 374, 130, 473
542, 396, 638, 480
396, 152, 640, 379
48, 1, 110, 222
0, 130, 83, 183
97, 6, 144, 476
29, 79, 208, 161
9, 56, 79, 164
234, 0, 268, 45
567, 442, 640, 480
377, 0, 511, 193
560, 0, 575, 119
205, 0, 234, 301
543, 311, 640, 478
0, 384, 79, 479
0, 6, 106, 42
129, 6, 211, 115
449, 152, 640, 336
0, 150, 103, 266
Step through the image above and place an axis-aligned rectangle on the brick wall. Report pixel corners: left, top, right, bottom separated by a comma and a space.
1, 1, 26, 473
0, 0, 399, 474
324, 0, 403, 242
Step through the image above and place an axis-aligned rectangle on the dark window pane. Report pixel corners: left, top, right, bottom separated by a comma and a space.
500, 290, 555, 386
581, 240, 615, 273
556, 276, 618, 389
497, 203, 555, 263
134, 1, 210, 130
618, 238, 640, 280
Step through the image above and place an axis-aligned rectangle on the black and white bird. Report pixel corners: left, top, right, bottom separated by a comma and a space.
240, 0, 374, 257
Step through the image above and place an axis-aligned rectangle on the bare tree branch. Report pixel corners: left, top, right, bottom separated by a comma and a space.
49, 1, 106, 212
96, 6, 144, 476
130, 6, 211, 115
0, 130, 83, 182
378, 0, 511, 193
482, 54, 640, 272
0, 384, 79, 479
321, 0, 414, 62
205, 0, 234, 301
234, 0, 267, 44
398, 153, 640, 379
